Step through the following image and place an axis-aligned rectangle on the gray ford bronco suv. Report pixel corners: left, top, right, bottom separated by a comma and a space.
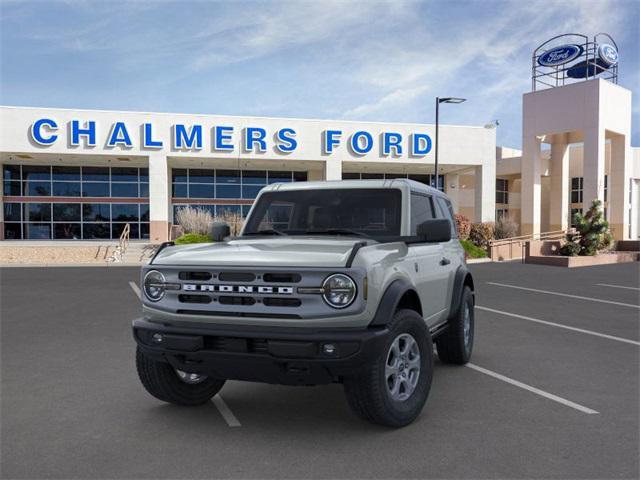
133, 179, 475, 427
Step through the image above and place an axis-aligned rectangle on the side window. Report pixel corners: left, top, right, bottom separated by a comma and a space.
435, 197, 457, 238
410, 193, 435, 234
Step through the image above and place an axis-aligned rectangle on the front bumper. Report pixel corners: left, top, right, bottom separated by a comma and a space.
133, 318, 390, 385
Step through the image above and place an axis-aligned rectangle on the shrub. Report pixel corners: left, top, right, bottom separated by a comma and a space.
174, 233, 212, 245
460, 239, 487, 259
175, 206, 214, 235
559, 199, 613, 256
469, 222, 495, 249
494, 216, 519, 240
454, 213, 471, 240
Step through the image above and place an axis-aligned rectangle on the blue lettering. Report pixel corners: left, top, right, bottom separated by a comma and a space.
323, 130, 342, 154
71, 120, 96, 147
107, 122, 132, 148
143, 123, 163, 148
350, 131, 373, 155
245, 127, 267, 152
383, 132, 403, 156
275, 128, 297, 153
214, 126, 234, 151
411, 133, 432, 156
174, 124, 203, 149
30, 118, 58, 145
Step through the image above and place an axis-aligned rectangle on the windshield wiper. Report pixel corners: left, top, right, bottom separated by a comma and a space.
243, 229, 287, 236
304, 228, 370, 238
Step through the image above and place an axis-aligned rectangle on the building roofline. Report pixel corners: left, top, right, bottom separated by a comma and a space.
0, 104, 489, 130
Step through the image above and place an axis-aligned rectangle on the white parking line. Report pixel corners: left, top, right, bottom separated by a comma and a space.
487, 282, 640, 309
212, 395, 241, 427
477, 305, 640, 346
466, 363, 599, 415
596, 283, 640, 292
129, 281, 141, 299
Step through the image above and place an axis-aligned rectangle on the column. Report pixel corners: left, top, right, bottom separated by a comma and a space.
324, 159, 342, 181
582, 126, 605, 211
549, 134, 570, 231
474, 162, 495, 223
446, 173, 460, 212
609, 134, 631, 240
521, 135, 542, 236
148, 153, 170, 243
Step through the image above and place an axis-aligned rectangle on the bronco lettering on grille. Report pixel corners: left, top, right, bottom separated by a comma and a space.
182, 284, 294, 294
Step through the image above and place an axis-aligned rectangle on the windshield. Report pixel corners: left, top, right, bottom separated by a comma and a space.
243, 188, 402, 239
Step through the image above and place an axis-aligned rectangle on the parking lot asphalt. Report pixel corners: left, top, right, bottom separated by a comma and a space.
1, 262, 638, 479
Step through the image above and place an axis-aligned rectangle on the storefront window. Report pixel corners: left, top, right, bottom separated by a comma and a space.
570, 177, 583, 203
170, 169, 307, 221
496, 179, 509, 204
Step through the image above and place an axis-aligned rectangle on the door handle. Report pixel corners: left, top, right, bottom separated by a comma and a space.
440, 257, 451, 266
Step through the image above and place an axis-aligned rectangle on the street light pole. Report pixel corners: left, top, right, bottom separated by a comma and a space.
435, 97, 440, 190
434, 96, 466, 191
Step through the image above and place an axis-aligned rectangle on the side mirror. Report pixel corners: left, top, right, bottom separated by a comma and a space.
210, 222, 231, 242
417, 219, 452, 243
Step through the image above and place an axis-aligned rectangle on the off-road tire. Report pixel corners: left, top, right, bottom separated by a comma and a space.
136, 347, 225, 406
343, 309, 433, 427
436, 286, 474, 364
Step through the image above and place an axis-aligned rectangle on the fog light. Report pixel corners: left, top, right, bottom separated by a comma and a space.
152, 333, 163, 344
323, 343, 336, 355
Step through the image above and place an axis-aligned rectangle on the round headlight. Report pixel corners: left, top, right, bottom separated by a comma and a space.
143, 270, 166, 302
322, 274, 357, 309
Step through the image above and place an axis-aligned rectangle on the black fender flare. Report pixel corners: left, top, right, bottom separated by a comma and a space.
369, 278, 416, 327
448, 266, 475, 321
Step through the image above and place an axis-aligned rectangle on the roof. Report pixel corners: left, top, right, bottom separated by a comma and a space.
261, 178, 446, 197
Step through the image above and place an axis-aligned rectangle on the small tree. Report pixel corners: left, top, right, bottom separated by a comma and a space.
454, 213, 471, 240
560, 199, 613, 256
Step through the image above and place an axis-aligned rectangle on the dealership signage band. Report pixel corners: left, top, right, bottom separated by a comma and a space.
29, 118, 433, 157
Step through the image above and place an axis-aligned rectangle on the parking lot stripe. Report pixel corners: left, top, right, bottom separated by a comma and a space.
596, 283, 640, 291
129, 281, 141, 299
212, 395, 241, 427
477, 305, 640, 346
466, 363, 599, 415
487, 282, 640, 309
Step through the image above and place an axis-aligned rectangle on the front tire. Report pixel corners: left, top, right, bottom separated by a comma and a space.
343, 309, 433, 427
436, 286, 474, 364
136, 347, 225, 406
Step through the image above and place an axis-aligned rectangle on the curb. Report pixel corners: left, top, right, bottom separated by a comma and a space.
0, 263, 145, 268
466, 258, 492, 264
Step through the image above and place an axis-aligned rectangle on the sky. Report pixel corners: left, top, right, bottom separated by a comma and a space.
1, 0, 638, 148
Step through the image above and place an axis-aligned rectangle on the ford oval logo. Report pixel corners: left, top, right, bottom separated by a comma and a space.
598, 44, 618, 66
538, 44, 583, 67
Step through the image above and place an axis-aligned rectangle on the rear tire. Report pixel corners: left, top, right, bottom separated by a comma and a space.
136, 347, 225, 406
343, 309, 433, 427
436, 286, 474, 364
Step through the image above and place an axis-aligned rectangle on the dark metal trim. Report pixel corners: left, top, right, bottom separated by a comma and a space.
149, 241, 175, 265
345, 241, 367, 268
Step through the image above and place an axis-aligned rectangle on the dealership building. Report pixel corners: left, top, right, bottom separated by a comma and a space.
0, 34, 638, 243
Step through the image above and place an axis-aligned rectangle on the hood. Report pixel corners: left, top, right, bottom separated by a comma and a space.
152, 237, 368, 268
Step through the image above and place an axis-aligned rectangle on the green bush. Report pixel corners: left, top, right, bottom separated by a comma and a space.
460, 239, 487, 259
454, 213, 471, 240
469, 222, 495, 249
174, 233, 213, 245
560, 199, 613, 256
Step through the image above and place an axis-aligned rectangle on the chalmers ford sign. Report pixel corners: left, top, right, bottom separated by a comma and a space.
29, 118, 434, 157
